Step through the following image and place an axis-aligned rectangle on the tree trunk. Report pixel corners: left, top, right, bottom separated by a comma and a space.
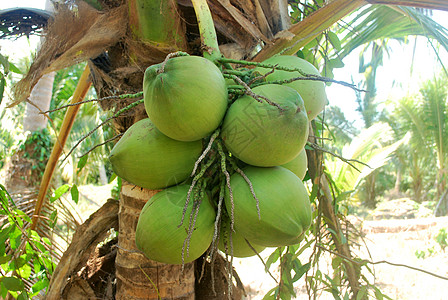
23, 72, 55, 132
394, 167, 401, 194
364, 172, 377, 209
115, 182, 195, 299
435, 190, 448, 217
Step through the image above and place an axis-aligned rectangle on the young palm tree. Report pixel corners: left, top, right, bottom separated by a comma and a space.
389, 75, 447, 211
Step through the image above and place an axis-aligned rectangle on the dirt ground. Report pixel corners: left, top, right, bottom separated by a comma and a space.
233, 199, 448, 300
76, 186, 448, 299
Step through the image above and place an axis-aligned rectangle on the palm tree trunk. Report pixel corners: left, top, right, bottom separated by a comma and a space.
115, 182, 195, 299
23, 72, 55, 132
364, 172, 377, 209
110, 1, 191, 298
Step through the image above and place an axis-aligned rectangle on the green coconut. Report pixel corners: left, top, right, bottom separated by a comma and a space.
136, 184, 215, 264
109, 118, 202, 189
224, 166, 311, 247
254, 55, 327, 121
281, 149, 308, 180
221, 84, 309, 167
144, 55, 228, 141
218, 217, 266, 258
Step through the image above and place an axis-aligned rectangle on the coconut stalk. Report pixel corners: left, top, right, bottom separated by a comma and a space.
191, 0, 222, 61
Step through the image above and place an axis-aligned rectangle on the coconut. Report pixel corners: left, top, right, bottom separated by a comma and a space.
109, 118, 202, 189
254, 55, 327, 121
218, 217, 266, 258
221, 84, 309, 167
144, 55, 228, 141
281, 149, 308, 180
136, 184, 215, 264
224, 166, 311, 247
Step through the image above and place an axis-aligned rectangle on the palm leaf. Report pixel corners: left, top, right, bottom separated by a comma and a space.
419, 75, 448, 169
366, 0, 448, 11
338, 5, 448, 60
325, 123, 403, 201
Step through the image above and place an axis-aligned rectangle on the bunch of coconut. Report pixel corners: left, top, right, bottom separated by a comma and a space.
108, 54, 327, 264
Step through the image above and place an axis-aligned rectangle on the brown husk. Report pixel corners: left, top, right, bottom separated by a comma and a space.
11, 2, 127, 107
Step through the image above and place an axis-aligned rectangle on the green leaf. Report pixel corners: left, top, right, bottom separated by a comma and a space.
15, 209, 31, 223
8, 62, 23, 74
374, 286, 384, 300
0, 77, 5, 105
305, 37, 319, 50
32, 278, 49, 294
262, 286, 277, 300
0, 226, 13, 246
328, 57, 344, 69
356, 286, 368, 300
0, 53, 9, 72
71, 184, 79, 204
77, 155, 88, 174
108, 172, 117, 183
327, 31, 342, 51
49, 210, 58, 229
0, 255, 11, 264
18, 264, 32, 280
13, 256, 27, 269
265, 248, 282, 271
17, 292, 29, 300
292, 262, 310, 282
9, 226, 22, 250
1, 282, 8, 298
2, 276, 24, 291
50, 184, 70, 203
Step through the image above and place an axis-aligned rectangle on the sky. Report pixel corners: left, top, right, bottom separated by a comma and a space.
1, 1, 448, 127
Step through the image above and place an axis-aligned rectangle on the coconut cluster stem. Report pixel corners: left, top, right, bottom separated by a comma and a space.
231, 75, 284, 111
180, 156, 216, 227
209, 179, 226, 259
219, 57, 366, 92
228, 159, 260, 220
191, 129, 220, 176
62, 98, 144, 163
42, 92, 144, 114
216, 141, 234, 231
223, 70, 250, 77
191, 0, 221, 61
158, 51, 189, 74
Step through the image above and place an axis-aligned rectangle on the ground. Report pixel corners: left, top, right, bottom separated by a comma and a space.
75, 186, 448, 299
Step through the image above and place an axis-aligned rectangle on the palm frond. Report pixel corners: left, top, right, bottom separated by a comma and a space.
325, 123, 402, 201
338, 5, 448, 59
419, 75, 448, 168
395, 96, 428, 144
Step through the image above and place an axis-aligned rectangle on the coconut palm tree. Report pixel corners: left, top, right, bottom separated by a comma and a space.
387, 74, 447, 211
7, 0, 448, 299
